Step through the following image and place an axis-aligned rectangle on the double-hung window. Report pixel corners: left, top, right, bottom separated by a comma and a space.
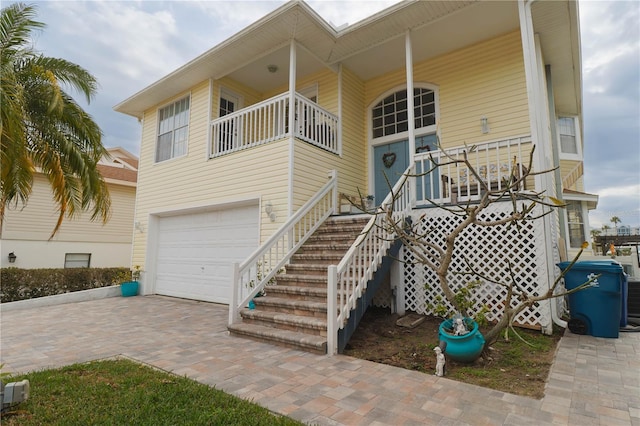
566, 201, 586, 248
156, 96, 190, 162
558, 116, 581, 160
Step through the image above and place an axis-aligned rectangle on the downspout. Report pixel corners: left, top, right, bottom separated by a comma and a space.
392, 30, 415, 316
207, 79, 213, 161
546, 65, 567, 245
288, 40, 297, 216
518, 0, 566, 330
131, 112, 144, 293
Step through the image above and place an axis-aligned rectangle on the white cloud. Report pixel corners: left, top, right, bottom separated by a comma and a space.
307, 0, 398, 28
46, 1, 181, 84
596, 184, 640, 198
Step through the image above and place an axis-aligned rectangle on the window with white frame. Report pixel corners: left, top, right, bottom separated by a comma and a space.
558, 117, 581, 159
156, 96, 190, 162
64, 253, 91, 268
372, 87, 436, 139
566, 201, 586, 248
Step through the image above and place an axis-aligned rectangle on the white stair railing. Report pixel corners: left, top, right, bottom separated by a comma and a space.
229, 171, 338, 325
327, 165, 414, 355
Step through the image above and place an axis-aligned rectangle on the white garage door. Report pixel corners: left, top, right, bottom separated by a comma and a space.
155, 204, 259, 304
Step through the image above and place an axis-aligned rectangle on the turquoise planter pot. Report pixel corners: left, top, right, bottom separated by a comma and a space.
120, 281, 139, 297
438, 318, 485, 363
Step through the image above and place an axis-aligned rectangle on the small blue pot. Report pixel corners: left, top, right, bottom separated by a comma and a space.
438, 318, 485, 363
120, 281, 139, 297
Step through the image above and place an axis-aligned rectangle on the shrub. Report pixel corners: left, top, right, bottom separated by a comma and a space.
0, 267, 129, 303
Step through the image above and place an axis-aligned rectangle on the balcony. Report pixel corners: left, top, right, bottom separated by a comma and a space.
210, 92, 339, 158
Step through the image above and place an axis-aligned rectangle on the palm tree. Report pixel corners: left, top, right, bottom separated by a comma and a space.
610, 216, 621, 234
1, 3, 110, 238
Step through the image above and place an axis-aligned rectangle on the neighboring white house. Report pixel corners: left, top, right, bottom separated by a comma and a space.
599, 225, 640, 237
0, 147, 138, 269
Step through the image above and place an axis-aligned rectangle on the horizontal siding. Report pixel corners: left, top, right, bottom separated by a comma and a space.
340, 67, 368, 193
292, 67, 367, 208
263, 67, 340, 116
3, 173, 135, 244
363, 31, 530, 148
134, 81, 289, 268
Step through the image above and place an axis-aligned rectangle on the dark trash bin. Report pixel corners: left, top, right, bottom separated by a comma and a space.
557, 260, 627, 338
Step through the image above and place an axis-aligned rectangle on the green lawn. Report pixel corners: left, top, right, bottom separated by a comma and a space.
1, 359, 303, 425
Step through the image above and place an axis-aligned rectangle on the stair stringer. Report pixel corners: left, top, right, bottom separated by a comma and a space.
337, 238, 403, 353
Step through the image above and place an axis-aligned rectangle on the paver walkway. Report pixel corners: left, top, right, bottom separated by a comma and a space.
1, 296, 638, 425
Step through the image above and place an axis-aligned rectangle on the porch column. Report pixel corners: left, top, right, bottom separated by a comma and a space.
405, 31, 416, 163
518, 0, 547, 189
288, 40, 297, 216
518, 0, 559, 333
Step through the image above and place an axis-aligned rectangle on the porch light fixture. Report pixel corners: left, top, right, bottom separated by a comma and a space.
264, 202, 277, 222
8, 252, 16, 263
267, 64, 278, 73
481, 116, 490, 134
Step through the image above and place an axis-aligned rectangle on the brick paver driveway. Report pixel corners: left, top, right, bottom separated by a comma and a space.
2, 296, 638, 425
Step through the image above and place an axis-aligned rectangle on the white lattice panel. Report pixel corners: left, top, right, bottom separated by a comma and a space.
372, 280, 392, 308
402, 201, 551, 329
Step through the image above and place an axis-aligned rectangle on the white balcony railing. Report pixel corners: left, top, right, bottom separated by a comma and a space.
414, 135, 533, 204
211, 93, 339, 157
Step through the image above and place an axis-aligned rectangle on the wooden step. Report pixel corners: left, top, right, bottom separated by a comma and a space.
238, 309, 327, 336
296, 242, 353, 254
306, 233, 361, 243
266, 284, 327, 301
290, 253, 344, 264
275, 273, 328, 287
252, 296, 327, 318
228, 323, 327, 354
284, 264, 330, 276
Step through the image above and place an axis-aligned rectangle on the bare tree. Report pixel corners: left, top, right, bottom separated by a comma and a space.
369, 145, 593, 349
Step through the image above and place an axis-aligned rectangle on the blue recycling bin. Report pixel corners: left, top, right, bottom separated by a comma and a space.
557, 260, 627, 338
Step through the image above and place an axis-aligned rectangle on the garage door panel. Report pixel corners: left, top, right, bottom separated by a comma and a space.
154, 204, 259, 303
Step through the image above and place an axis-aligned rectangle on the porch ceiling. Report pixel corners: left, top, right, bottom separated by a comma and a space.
115, 0, 581, 120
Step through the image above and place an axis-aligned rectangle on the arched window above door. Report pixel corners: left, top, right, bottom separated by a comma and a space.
371, 86, 437, 139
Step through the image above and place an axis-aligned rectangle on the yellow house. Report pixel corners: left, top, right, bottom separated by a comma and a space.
115, 0, 597, 354
1, 147, 137, 269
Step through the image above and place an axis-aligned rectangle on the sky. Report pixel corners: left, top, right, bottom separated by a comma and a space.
11, 0, 640, 229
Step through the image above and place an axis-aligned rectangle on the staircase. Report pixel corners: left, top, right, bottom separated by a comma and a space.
228, 215, 370, 354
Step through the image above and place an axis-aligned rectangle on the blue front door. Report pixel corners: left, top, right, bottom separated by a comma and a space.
373, 140, 409, 205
